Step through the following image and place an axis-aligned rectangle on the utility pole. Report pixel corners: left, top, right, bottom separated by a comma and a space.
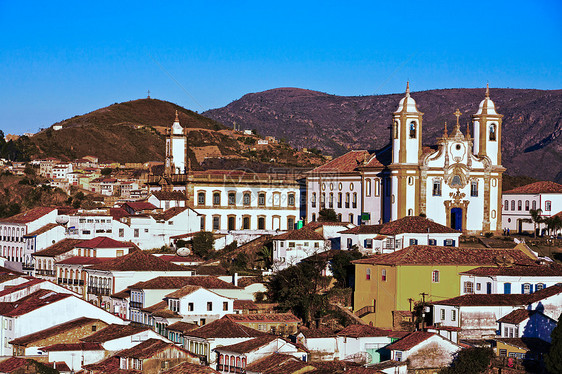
420, 292, 428, 331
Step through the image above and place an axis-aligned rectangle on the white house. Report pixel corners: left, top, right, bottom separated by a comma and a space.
80, 323, 171, 352
339, 216, 461, 254
459, 262, 562, 296
336, 324, 394, 364
502, 181, 562, 234
39, 342, 105, 372
148, 191, 187, 210
497, 309, 557, 342
22, 223, 65, 273
272, 228, 327, 271
295, 327, 337, 361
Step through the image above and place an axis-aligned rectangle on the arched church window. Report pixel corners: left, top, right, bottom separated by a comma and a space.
433, 180, 442, 196
511, 200, 515, 210
407, 209, 413, 216
311, 192, 316, 208
409, 122, 417, 139
451, 175, 462, 188
489, 124, 496, 141
532, 200, 536, 210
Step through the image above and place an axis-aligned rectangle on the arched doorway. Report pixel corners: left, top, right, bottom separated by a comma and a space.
451, 208, 462, 231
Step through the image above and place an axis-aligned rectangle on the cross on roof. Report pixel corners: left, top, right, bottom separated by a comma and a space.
454, 109, 462, 126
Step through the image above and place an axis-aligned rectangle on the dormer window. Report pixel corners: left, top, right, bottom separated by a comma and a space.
409, 121, 417, 139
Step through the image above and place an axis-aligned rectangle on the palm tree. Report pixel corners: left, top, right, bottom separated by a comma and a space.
529, 209, 543, 238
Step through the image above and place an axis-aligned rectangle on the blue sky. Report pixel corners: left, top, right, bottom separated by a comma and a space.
1, 0, 560, 135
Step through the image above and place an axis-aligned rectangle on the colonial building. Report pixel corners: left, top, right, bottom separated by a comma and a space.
307, 84, 504, 234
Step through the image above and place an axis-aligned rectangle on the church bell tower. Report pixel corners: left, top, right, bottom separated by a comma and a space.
472, 84, 503, 166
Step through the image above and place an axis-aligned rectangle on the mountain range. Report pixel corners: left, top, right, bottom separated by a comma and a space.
204, 87, 562, 183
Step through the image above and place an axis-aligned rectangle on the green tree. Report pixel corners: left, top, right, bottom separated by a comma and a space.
530, 208, 543, 237
101, 167, 113, 176
266, 256, 330, 326
546, 313, 562, 374
258, 245, 273, 269
329, 250, 363, 288
440, 347, 494, 374
318, 208, 338, 222
191, 231, 215, 259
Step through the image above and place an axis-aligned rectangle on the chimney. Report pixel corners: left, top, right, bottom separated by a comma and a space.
232, 272, 239, 287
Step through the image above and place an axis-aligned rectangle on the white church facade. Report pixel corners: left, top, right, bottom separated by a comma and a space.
307, 84, 505, 234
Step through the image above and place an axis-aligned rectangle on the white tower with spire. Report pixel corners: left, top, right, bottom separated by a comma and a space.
472, 84, 503, 166
165, 111, 187, 175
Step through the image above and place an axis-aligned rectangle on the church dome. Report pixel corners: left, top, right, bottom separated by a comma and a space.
395, 82, 420, 113
475, 84, 498, 115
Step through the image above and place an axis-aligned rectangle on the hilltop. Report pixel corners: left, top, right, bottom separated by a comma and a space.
204, 87, 562, 183
22, 99, 325, 169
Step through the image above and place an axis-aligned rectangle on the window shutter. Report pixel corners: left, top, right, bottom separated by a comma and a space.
521, 284, 525, 294
530, 284, 534, 293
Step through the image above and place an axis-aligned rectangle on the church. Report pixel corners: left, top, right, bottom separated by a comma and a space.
306, 84, 504, 234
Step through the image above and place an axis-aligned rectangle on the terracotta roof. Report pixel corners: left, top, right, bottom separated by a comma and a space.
111, 288, 130, 299
151, 191, 188, 201
237, 277, 263, 288
110, 207, 131, 220
497, 309, 537, 324
216, 335, 278, 354
224, 313, 301, 323
494, 337, 551, 353
117, 338, 193, 359
81, 324, 150, 342
151, 207, 190, 221
40, 342, 104, 351
0, 207, 55, 223
386, 331, 436, 351
336, 324, 389, 338
166, 321, 199, 334
77, 236, 134, 249
157, 254, 203, 263
244, 353, 300, 373
0, 278, 45, 298
274, 228, 324, 241
0, 290, 71, 317
298, 326, 336, 338
504, 181, 562, 194
0, 357, 29, 372
161, 362, 220, 373
121, 202, 157, 211
23, 223, 60, 237
131, 276, 239, 290
233, 299, 259, 310
185, 318, 268, 339
460, 263, 562, 276
433, 285, 562, 306
57, 256, 113, 265
140, 300, 178, 318
10, 317, 100, 346
311, 149, 390, 174
342, 216, 459, 235
54, 362, 71, 372
165, 285, 205, 299
352, 246, 535, 266
303, 221, 353, 230
87, 250, 189, 272
32, 238, 83, 257
82, 356, 120, 373
261, 358, 312, 374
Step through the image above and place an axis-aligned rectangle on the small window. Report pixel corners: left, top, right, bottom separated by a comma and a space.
197, 192, 206, 205
518, 200, 522, 211
188, 303, 194, 311
433, 180, 441, 196
207, 302, 212, 311
213, 192, 221, 206
381, 269, 387, 282
532, 200, 537, 210
489, 123, 496, 141
223, 302, 228, 311
476, 283, 481, 291
228, 192, 236, 205
287, 217, 295, 230
407, 209, 413, 216
428, 238, 437, 245
536, 283, 545, 291
432, 270, 439, 283
504, 200, 509, 211
525, 200, 530, 211
258, 217, 266, 230
258, 193, 266, 206
545, 201, 552, 211
364, 239, 373, 249
409, 121, 416, 138
511, 200, 515, 210
451, 310, 456, 321
409, 238, 418, 245
243, 216, 250, 230
470, 181, 478, 197
243, 192, 251, 206
464, 281, 474, 294
311, 192, 317, 208
352, 193, 357, 208
288, 193, 295, 207
366, 268, 371, 280
440, 309, 445, 320
134, 229, 139, 238
366, 179, 371, 197
522, 283, 531, 294
212, 216, 220, 230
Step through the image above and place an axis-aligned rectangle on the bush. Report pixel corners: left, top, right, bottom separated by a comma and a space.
192, 231, 215, 259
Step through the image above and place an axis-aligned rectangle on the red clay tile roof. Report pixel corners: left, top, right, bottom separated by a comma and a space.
386, 331, 436, 351
461, 263, 562, 276
110, 207, 131, 220
81, 356, 120, 373
165, 285, 205, 299
223, 313, 301, 324
494, 338, 551, 353
81, 324, 150, 342
311, 149, 390, 174
0, 290, 71, 317
504, 181, 562, 194
261, 358, 312, 374
303, 221, 353, 230
130, 276, 238, 291
23, 223, 60, 237
497, 309, 536, 324
216, 335, 279, 354
336, 324, 389, 338
166, 321, 199, 334
151, 191, 188, 201
0, 357, 29, 372
40, 342, 104, 351
77, 236, 134, 249
152, 207, 189, 221
0, 207, 55, 223
237, 277, 263, 288
340, 225, 384, 235
433, 285, 562, 306
352, 246, 535, 266
32, 238, 84, 257
10, 317, 101, 346
117, 338, 193, 359
0, 278, 45, 298
157, 254, 203, 263
274, 228, 324, 241
87, 250, 188, 272
342, 216, 459, 235
233, 299, 259, 310
111, 288, 130, 299
161, 362, 220, 373
185, 318, 268, 339
244, 353, 301, 373
57, 256, 113, 265
121, 202, 158, 211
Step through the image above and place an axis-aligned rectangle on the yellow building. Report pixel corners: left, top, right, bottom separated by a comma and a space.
352, 245, 536, 329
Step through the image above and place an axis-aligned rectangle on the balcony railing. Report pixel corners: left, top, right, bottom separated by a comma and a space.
130, 301, 143, 309
355, 305, 375, 318
88, 286, 111, 296
216, 364, 245, 373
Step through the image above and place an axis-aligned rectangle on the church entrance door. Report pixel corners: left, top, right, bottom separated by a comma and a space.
451, 208, 462, 231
